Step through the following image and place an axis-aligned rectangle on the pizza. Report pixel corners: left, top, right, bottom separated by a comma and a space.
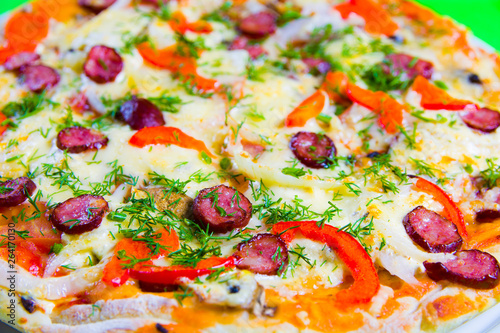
1, 0, 500, 332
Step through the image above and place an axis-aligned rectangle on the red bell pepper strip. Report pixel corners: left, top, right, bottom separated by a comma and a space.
129, 126, 215, 158
411, 76, 478, 111
272, 221, 380, 306
0, 11, 50, 64
285, 90, 329, 127
411, 176, 468, 241
320, 71, 350, 104
335, 0, 398, 36
130, 256, 235, 284
102, 229, 180, 287
137, 43, 219, 94
169, 11, 213, 34
346, 82, 405, 134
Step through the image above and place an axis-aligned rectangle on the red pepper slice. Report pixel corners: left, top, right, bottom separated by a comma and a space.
320, 71, 350, 104
411, 76, 478, 111
272, 221, 380, 306
137, 43, 219, 94
346, 82, 405, 134
130, 256, 235, 284
129, 126, 215, 158
169, 11, 213, 34
411, 176, 468, 241
285, 90, 328, 127
0, 11, 49, 64
335, 0, 398, 36
102, 229, 180, 287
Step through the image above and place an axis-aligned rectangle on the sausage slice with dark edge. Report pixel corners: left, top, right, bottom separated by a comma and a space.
0, 177, 36, 207
50, 194, 108, 234
238, 12, 277, 39
83, 45, 123, 84
20, 65, 60, 92
475, 209, 500, 223
116, 96, 165, 130
57, 126, 109, 153
424, 249, 500, 289
4, 52, 40, 71
192, 185, 252, 233
460, 108, 500, 133
382, 53, 434, 80
78, 0, 117, 13
233, 233, 288, 275
290, 132, 336, 169
403, 206, 462, 253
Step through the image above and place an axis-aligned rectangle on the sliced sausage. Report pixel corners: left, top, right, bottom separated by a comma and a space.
233, 233, 288, 275
83, 45, 123, 84
0, 177, 36, 207
229, 36, 267, 59
241, 139, 265, 159
460, 108, 500, 133
475, 209, 500, 223
78, 0, 116, 13
302, 58, 331, 75
382, 53, 433, 80
290, 132, 336, 169
4, 52, 40, 71
115, 96, 165, 130
56, 126, 109, 154
238, 12, 277, 39
192, 185, 252, 233
20, 65, 60, 92
403, 206, 462, 253
424, 250, 500, 289
50, 194, 108, 234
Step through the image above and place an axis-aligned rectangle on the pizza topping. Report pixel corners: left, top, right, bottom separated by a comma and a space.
238, 12, 277, 39
137, 43, 220, 94
0, 177, 36, 207
475, 209, 500, 223
320, 71, 350, 105
20, 296, 36, 313
83, 45, 123, 84
424, 249, 500, 289
272, 221, 380, 305
129, 126, 214, 157
403, 206, 462, 253
50, 194, 109, 234
192, 185, 252, 233
233, 233, 288, 275
139, 281, 178, 293
460, 108, 500, 133
129, 256, 235, 284
290, 131, 336, 169
4, 52, 40, 71
229, 36, 267, 60
346, 82, 405, 134
411, 176, 468, 240
78, 0, 116, 13
411, 75, 477, 111
169, 11, 213, 35
116, 96, 166, 130
285, 90, 329, 128
20, 65, 60, 93
468, 73, 482, 85
382, 53, 434, 80
302, 58, 331, 75
335, 0, 398, 36
56, 126, 109, 153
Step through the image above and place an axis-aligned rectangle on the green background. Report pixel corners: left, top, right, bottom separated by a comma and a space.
0, 0, 499, 51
